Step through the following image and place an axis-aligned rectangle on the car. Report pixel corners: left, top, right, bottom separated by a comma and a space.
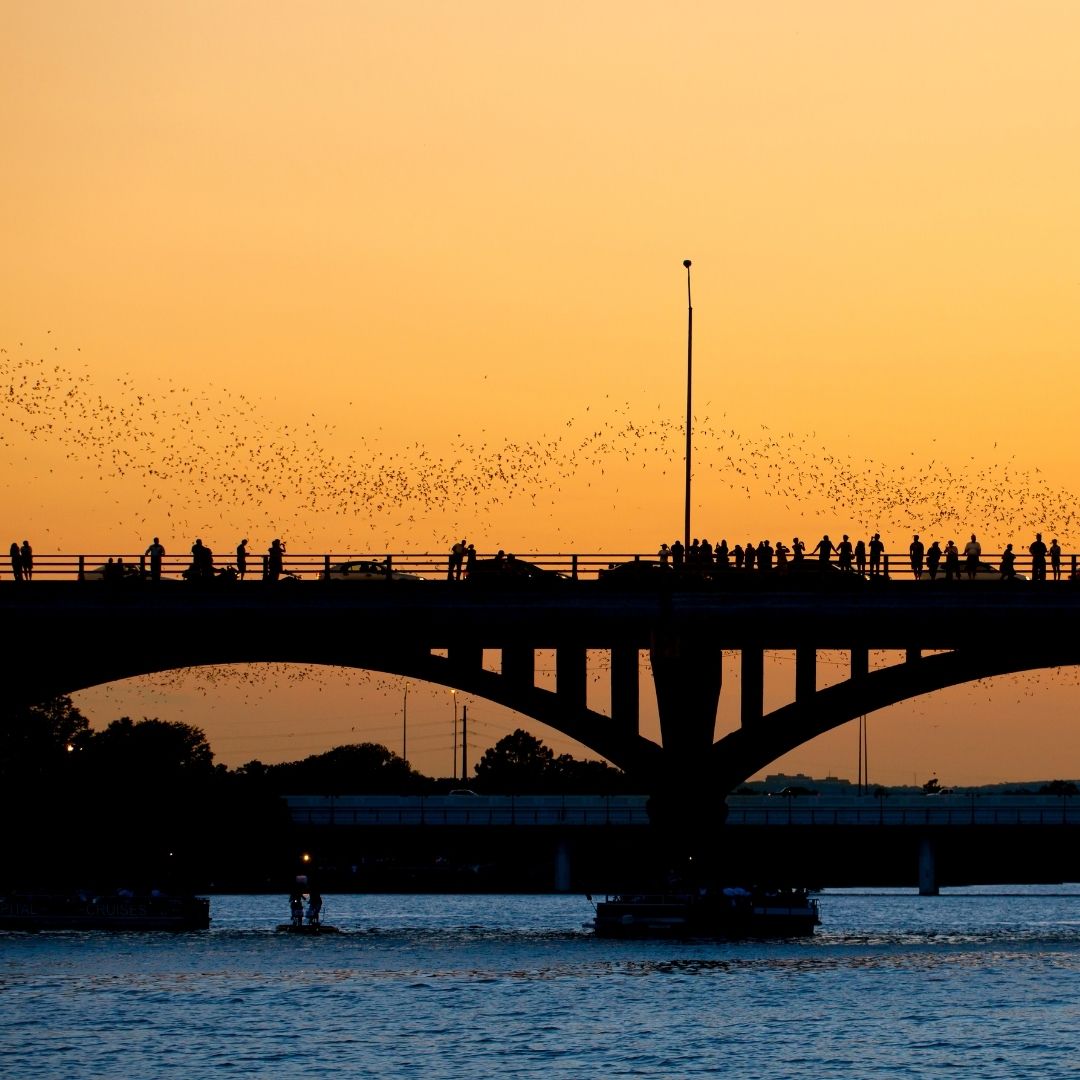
81, 560, 144, 581
915, 560, 1027, 582
597, 560, 672, 581
467, 555, 567, 581
325, 560, 424, 582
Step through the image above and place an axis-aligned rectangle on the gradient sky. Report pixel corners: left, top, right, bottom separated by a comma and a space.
4, 2, 1080, 784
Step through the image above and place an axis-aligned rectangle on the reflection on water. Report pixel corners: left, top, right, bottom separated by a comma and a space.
2, 889, 1079, 1079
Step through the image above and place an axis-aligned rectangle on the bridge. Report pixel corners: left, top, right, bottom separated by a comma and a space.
281, 794, 1080, 893
4, 553, 1080, 823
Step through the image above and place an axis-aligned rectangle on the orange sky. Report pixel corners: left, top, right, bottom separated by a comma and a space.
3, 2, 1080, 784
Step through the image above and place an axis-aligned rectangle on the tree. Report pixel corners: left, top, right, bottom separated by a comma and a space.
82, 717, 215, 783
473, 729, 556, 793
0, 696, 90, 786
263, 743, 428, 794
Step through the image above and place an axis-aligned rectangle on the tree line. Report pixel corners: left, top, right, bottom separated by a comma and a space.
0, 698, 632, 889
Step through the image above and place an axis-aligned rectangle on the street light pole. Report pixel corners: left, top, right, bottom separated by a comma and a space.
683, 259, 693, 552
402, 682, 408, 763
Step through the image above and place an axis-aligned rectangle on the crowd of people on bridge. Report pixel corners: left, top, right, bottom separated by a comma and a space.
656, 531, 1066, 581
3, 531, 1072, 583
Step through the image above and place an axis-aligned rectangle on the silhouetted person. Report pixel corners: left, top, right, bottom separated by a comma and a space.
744, 540, 756, 572
1001, 544, 1017, 580
926, 541, 942, 581
19, 540, 32, 580
1029, 533, 1047, 582
289, 888, 305, 928
775, 540, 789, 568
236, 539, 248, 580
9, 542, 22, 581
145, 537, 165, 581
813, 535, 835, 564
451, 539, 467, 580
791, 538, 804, 563
715, 540, 729, 569
689, 539, 701, 565
191, 539, 213, 579
869, 533, 884, 576
909, 534, 924, 580
837, 535, 853, 572
854, 539, 866, 576
670, 540, 684, 569
700, 538, 713, 564
963, 534, 981, 579
267, 539, 284, 581
658, 543, 670, 566
1050, 538, 1062, 581
944, 540, 960, 581
466, 544, 477, 577
732, 543, 744, 570
307, 890, 322, 926
757, 539, 773, 572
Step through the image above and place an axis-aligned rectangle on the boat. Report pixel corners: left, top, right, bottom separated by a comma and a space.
275, 922, 340, 934
0, 891, 211, 931
590, 886, 819, 938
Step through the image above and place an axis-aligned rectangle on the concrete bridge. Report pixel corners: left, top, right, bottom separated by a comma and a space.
4, 571, 1080, 805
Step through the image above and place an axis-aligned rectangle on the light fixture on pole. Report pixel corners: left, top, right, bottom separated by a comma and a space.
683, 259, 693, 552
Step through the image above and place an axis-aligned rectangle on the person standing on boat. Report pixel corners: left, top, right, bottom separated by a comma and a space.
289, 887, 305, 927
307, 890, 322, 927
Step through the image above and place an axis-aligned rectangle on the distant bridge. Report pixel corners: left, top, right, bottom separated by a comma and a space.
4, 560, 1080, 804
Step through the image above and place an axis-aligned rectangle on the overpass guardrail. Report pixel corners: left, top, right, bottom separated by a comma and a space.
285, 794, 1080, 828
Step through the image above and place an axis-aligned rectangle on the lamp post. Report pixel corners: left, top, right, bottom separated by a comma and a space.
683, 259, 693, 552
402, 682, 408, 763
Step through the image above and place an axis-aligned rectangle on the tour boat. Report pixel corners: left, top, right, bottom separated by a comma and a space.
0, 891, 211, 931
590, 887, 819, 938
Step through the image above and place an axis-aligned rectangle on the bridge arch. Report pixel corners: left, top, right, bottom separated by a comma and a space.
46, 652, 662, 777
712, 647, 1080, 789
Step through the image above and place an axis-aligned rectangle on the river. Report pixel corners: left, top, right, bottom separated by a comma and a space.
3, 888, 1079, 1078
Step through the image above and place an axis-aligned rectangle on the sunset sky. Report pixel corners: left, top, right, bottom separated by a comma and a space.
4, 2, 1080, 785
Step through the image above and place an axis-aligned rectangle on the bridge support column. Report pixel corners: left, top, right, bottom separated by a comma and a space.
795, 648, 816, 704
851, 646, 869, 681
650, 631, 722, 757
502, 646, 534, 692
906, 648, 921, 665
554, 838, 572, 892
740, 647, 764, 727
918, 836, 938, 896
448, 644, 483, 677
556, 647, 587, 713
611, 646, 639, 736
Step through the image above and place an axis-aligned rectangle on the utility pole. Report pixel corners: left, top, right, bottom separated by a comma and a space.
460, 704, 468, 784
402, 683, 408, 763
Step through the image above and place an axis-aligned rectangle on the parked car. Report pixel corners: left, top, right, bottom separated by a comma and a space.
916, 560, 1027, 582
597, 560, 671, 581
326, 560, 424, 582
467, 555, 566, 581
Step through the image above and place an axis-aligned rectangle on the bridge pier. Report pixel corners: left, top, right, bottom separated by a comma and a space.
918, 836, 938, 896
554, 838, 572, 892
556, 647, 587, 712
502, 646, 534, 692
740, 647, 764, 726
610, 646, 639, 736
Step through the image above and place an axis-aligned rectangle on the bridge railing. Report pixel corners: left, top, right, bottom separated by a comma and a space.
5, 551, 1080, 582
726, 796, 1080, 827
281, 794, 1079, 828
284, 794, 651, 827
